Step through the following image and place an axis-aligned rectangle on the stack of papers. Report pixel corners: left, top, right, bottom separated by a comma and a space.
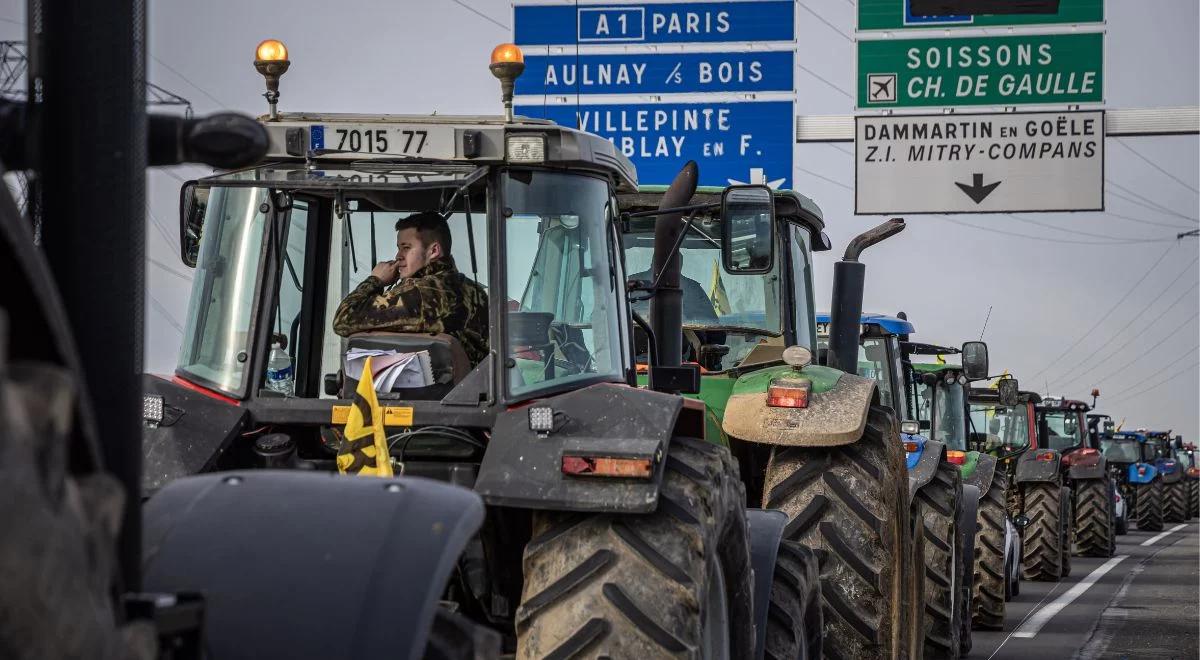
345, 348, 435, 392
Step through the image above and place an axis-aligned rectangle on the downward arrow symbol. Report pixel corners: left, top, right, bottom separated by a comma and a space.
955, 173, 1002, 204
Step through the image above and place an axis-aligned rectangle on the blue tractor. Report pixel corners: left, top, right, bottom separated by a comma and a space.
1102, 431, 1164, 531
1146, 431, 1189, 523
817, 313, 981, 658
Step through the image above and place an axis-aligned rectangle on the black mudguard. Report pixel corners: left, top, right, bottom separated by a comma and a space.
1068, 455, 1107, 481
143, 470, 484, 660
142, 374, 249, 495
1015, 449, 1061, 484
908, 439, 945, 505
475, 383, 682, 513
747, 509, 788, 660
1161, 468, 1183, 485
965, 453, 999, 497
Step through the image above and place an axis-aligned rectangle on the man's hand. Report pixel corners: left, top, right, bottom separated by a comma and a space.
370, 260, 401, 286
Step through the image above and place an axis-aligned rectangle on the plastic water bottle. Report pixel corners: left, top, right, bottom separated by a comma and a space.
265, 340, 294, 395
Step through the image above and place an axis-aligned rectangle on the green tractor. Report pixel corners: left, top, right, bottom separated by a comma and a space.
134, 44, 832, 658
619, 188, 927, 659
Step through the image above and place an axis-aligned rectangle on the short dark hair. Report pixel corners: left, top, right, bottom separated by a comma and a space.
395, 211, 452, 254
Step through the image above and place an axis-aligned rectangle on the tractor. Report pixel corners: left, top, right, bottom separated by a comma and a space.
907, 358, 1022, 632
1146, 431, 1189, 523
617, 187, 923, 659
1088, 413, 1128, 535
1102, 431, 1164, 532
967, 387, 1074, 582
1177, 441, 1199, 519
133, 42, 832, 659
1036, 397, 1115, 557
811, 312, 980, 657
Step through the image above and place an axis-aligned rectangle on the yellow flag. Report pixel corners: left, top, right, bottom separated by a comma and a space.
336, 356, 394, 477
989, 370, 1010, 389
1116, 418, 1125, 432
936, 354, 946, 365
709, 259, 731, 316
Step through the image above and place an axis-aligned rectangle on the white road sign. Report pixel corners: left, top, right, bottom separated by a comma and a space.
855, 110, 1104, 214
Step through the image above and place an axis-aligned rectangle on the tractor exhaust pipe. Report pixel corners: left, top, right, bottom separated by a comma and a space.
828, 218, 905, 373
648, 161, 698, 380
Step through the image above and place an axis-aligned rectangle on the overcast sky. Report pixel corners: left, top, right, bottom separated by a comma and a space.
2, 0, 1195, 439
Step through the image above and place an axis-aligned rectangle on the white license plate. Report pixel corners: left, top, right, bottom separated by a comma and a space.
310, 124, 454, 159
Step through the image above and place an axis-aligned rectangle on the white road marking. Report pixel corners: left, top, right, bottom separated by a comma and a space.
1140, 523, 1187, 546
1011, 555, 1129, 639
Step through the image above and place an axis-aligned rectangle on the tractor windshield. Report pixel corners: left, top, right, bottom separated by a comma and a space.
1041, 410, 1084, 451
969, 403, 1030, 453
932, 381, 968, 450
1175, 451, 1192, 470
503, 170, 626, 396
178, 185, 271, 393
1101, 437, 1140, 464
623, 214, 786, 371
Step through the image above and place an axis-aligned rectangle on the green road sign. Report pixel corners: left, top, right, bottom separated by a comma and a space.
858, 0, 1104, 31
857, 32, 1104, 109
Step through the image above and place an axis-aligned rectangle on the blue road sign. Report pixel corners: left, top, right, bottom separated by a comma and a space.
514, 2, 794, 46
516, 51, 793, 96
515, 101, 793, 188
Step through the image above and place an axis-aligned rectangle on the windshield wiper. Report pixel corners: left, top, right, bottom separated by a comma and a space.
687, 324, 781, 337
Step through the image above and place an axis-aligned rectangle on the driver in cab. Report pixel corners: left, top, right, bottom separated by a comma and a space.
333, 211, 488, 365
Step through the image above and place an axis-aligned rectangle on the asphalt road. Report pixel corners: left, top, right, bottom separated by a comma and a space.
969, 522, 1199, 659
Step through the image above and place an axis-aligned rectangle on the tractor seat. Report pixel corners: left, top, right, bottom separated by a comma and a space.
339, 332, 471, 400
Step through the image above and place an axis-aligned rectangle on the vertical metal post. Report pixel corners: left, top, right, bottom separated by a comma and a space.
33, 0, 146, 590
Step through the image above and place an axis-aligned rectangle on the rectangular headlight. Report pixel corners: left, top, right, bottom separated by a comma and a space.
506, 135, 545, 163
144, 394, 164, 425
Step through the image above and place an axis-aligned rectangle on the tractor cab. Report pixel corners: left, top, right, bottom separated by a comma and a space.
967, 388, 1041, 460
1036, 398, 1091, 453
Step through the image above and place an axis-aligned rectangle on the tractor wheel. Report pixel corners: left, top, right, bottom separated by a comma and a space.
972, 470, 1007, 630
1134, 481, 1164, 532
1059, 487, 1073, 578
1189, 481, 1199, 519
763, 405, 915, 660
1163, 481, 1188, 523
516, 436, 754, 659
1020, 482, 1065, 581
1074, 479, 1114, 557
916, 462, 963, 658
424, 608, 501, 659
764, 541, 822, 660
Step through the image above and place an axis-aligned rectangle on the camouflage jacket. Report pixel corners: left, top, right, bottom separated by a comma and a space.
333, 257, 489, 365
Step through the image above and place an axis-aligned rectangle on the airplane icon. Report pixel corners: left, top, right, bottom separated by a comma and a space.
867, 74, 897, 103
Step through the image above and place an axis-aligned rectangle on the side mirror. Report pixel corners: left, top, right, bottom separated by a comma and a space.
961, 341, 988, 380
179, 182, 210, 268
997, 378, 1019, 407
721, 185, 775, 274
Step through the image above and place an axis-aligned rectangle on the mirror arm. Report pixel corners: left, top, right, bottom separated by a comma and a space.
624, 202, 717, 219
630, 310, 658, 369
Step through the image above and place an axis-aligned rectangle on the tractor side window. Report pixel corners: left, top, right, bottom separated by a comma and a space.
859, 337, 894, 411
177, 186, 270, 394
503, 170, 624, 397
789, 226, 817, 352
269, 201, 309, 382
1041, 411, 1083, 451
969, 404, 1030, 451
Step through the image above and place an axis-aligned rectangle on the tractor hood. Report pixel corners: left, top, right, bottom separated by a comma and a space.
722, 364, 875, 446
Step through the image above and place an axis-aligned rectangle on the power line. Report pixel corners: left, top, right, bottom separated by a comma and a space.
1048, 259, 1199, 387
1105, 358, 1199, 406
798, 1, 852, 40
1114, 138, 1200, 195
1104, 207, 1195, 230
797, 63, 854, 100
795, 164, 853, 191
1107, 180, 1199, 223
445, 0, 509, 31
943, 216, 1174, 246
148, 54, 226, 108
1083, 312, 1199, 390
1007, 213, 1148, 243
147, 256, 193, 282
148, 295, 183, 334
1031, 243, 1176, 378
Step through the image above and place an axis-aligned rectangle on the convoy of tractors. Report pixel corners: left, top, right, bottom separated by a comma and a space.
2, 32, 1193, 660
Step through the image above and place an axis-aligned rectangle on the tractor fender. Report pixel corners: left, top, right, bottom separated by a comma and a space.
1159, 462, 1183, 484
722, 364, 876, 447
964, 452, 999, 497
141, 374, 250, 496
1068, 452, 1107, 481
1015, 448, 1061, 484
907, 438, 945, 505
142, 470, 485, 660
475, 383, 684, 513
1127, 462, 1158, 485
746, 509, 788, 660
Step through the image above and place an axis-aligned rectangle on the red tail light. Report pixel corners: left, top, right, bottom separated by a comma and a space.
1035, 451, 1056, 462
562, 455, 654, 479
767, 376, 811, 409
946, 450, 967, 465
1187, 467, 1199, 478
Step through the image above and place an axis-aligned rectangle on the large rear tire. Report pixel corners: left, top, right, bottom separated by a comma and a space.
764, 541, 823, 660
972, 470, 1007, 630
1134, 481, 1163, 532
1189, 480, 1199, 519
1163, 481, 1188, 523
1020, 482, 1065, 581
763, 405, 915, 660
1074, 479, 1114, 557
917, 462, 963, 659
516, 436, 754, 659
